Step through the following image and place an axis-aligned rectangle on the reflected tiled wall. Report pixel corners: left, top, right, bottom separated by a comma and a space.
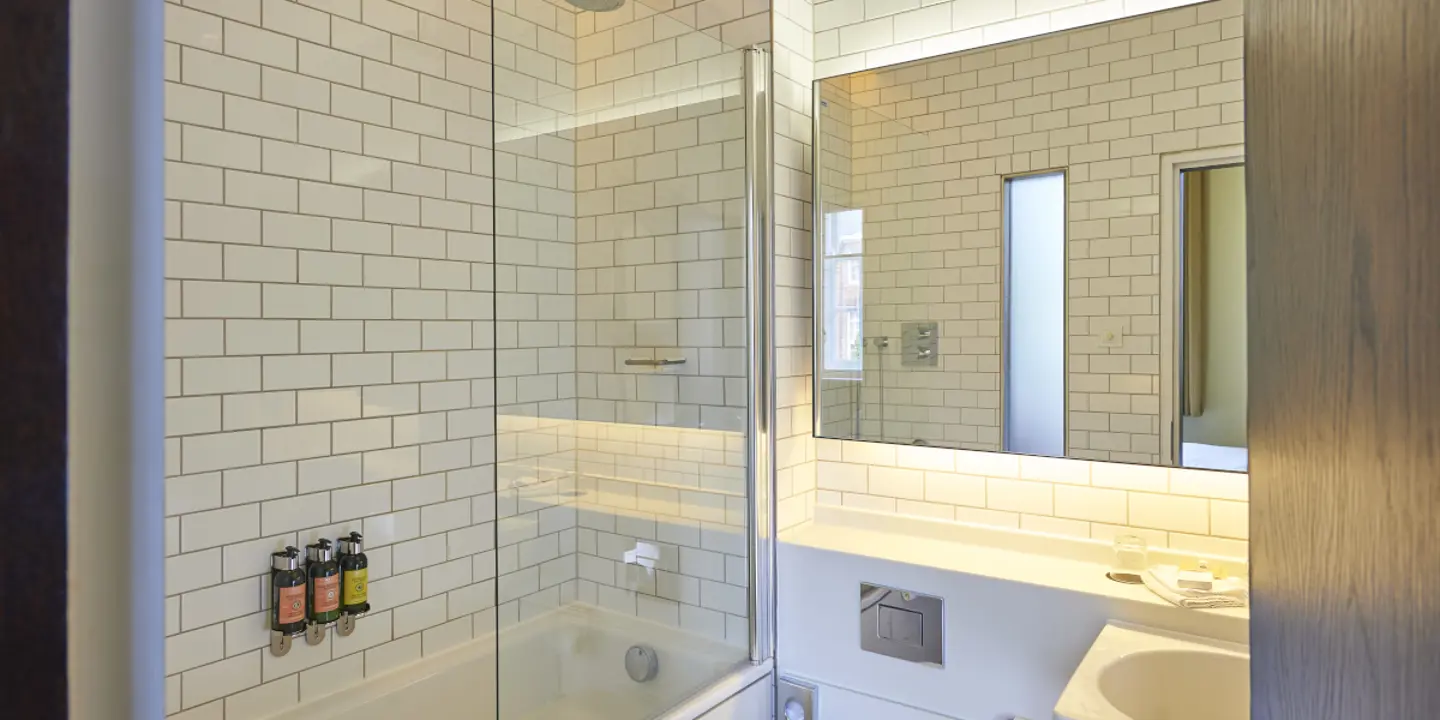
812, 0, 1222, 78
817, 438, 1247, 556
817, 0, 1244, 461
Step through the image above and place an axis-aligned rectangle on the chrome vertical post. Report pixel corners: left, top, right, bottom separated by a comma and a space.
743, 46, 775, 665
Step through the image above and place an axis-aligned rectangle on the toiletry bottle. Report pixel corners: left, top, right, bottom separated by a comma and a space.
270, 546, 307, 636
306, 539, 341, 625
337, 531, 371, 615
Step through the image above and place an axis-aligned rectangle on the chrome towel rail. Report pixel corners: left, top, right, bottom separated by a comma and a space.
624, 357, 687, 367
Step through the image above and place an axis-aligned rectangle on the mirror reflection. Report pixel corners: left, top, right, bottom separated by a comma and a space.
814, 17, 1248, 471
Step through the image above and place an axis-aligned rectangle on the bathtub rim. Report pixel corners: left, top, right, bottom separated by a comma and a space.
652, 658, 772, 720
261, 603, 759, 720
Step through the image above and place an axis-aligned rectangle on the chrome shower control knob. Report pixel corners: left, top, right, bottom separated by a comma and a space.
783, 699, 807, 720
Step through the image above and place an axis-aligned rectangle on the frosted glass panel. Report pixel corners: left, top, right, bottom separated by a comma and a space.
1004, 173, 1066, 456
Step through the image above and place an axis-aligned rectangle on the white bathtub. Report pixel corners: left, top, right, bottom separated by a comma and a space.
268, 605, 764, 720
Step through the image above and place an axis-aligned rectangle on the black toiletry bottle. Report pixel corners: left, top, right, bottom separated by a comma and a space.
306, 539, 341, 625
270, 546, 307, 636
337, 532, 371, 615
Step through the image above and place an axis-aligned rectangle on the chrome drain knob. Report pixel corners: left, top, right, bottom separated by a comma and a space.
783, 699, 807, 720
624, 644, 659, 683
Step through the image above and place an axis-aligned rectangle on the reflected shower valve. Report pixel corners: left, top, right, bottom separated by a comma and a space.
901, 323, 939, 367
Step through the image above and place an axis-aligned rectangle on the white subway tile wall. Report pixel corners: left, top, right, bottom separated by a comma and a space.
165, 0, 498, 715
772, 0, 822, 533
167, 0, 767, 716
491, 0, 582, 640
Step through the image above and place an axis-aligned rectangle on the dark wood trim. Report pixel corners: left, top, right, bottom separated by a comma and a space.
1248, 0, 1440, 717
0, 1, 69, 717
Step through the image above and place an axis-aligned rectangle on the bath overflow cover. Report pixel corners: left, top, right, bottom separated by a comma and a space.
625, 644, 659, 683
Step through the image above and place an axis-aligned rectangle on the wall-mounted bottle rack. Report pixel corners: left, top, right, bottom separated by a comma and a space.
269, 532, 370, 657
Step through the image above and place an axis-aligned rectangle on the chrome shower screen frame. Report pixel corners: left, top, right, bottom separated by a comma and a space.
743, 46, 776, 666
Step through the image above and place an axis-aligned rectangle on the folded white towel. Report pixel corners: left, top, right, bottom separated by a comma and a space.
1142, 565, 1249, 609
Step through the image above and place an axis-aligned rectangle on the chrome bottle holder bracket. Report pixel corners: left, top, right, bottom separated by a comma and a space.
270, 629, 303, 657
305, 621, 332, 645
337, 613, 365, 636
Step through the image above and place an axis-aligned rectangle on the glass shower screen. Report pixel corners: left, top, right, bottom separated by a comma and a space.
488, 2, 765, 718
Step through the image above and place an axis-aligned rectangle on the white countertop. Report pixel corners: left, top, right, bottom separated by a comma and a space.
782, 505, 1249, 622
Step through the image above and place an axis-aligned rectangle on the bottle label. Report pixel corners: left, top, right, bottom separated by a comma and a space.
277, 585, 305, 625
314, 574, 340, 614
344, 568, 368, 606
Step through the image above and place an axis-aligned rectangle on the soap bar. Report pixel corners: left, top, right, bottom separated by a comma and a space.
1176, 568, 1214, 591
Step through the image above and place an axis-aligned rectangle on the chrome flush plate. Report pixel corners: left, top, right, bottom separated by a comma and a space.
860, 583, 944, 667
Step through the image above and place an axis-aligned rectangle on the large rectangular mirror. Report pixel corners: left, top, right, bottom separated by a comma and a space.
813, 7, 1247, 472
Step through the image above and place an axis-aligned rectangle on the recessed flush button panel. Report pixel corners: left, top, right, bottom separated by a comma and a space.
860, 583, 944, 667
901, 322, 939, 367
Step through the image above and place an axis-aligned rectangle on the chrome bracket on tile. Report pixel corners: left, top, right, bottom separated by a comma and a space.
860, 583, 944, 667
305, 621, 328, 645
624, 357, 687, 367
337, 614, 358, 636
270, 630, 296, 657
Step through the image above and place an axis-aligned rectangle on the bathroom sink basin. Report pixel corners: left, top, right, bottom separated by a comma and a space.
1055, 624, 1249, 720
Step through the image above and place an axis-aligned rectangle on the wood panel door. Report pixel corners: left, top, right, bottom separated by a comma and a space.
1247, 0, 1440, 717
0, 1, 71, 717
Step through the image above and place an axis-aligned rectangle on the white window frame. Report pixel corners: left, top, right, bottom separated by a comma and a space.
820, 208, 864, 380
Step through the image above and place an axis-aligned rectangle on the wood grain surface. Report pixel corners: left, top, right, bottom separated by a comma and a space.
0, 1, 69, 718
1247, 0, 1440, 717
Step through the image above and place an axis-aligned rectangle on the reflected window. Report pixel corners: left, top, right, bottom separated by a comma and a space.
1003, 172, 1066, 456
823, 209, 864, 376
